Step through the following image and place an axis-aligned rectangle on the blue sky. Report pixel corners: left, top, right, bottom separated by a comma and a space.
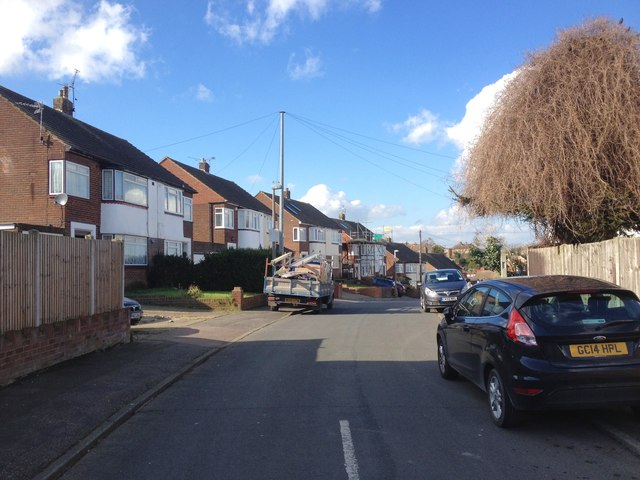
1, 0, 638, 246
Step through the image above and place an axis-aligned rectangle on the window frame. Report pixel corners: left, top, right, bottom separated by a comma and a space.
214, 207, 234, 229
102, 234, 148, 265
183, 197, 192, 221
49, 160, 90, 199
164, 186, 183, 215
293, 227, 307, 242
102, 169, 148, 206
165, 240, 183, 257
309, 227, 326, 242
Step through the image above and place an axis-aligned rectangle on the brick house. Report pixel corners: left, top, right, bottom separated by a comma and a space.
0, 85, 194, 287
159, 157, 272, 262
255, 189, 341, 274
333, 213, 386, 279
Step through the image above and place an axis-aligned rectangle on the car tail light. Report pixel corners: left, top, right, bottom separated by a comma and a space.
506, 308, 538, 346
513, 387, 543, 396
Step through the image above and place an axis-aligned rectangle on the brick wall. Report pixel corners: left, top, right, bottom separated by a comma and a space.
0, 308, 130, 386
0, 98, 101, 234
231, 287, 267, 310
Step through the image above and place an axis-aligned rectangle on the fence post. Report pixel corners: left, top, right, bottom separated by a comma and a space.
33, 231, 41, 328
89, 240, 95, 315
615, 236, 622, 286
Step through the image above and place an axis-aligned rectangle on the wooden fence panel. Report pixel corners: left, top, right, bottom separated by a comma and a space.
0, 231, 124, 334
528, 237, 640, 295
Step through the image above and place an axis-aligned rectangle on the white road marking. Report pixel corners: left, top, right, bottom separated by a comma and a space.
340, 420, 360, 480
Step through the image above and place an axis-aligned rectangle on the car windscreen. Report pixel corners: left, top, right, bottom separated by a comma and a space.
521, 291, 640, 329
425, 270, 463, 284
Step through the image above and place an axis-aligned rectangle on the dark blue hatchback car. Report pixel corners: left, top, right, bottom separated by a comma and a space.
436, 275, 640, 427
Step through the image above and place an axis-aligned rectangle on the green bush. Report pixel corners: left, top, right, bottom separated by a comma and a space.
195, 248, 271, 293
147, 253, 194, 289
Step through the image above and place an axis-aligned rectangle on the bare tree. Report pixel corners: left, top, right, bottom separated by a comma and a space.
456, 18, 640, 244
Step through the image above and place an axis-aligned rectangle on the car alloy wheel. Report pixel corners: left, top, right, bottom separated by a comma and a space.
437, 339, 458, 380
420, 296, 427, 312
487, 369, 519, 427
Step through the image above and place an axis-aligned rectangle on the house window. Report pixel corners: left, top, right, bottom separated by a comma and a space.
309, 227, 325, 242
293, 227, 307, 242
215, 207, 234, 229
49, 160, 90, 199
102, 234, 147, 265
183, 198, 192, 221
238, 210, 260, 231
165, 240, 183, 257
331, 230, 341, 244
102, 170, 148, 206
165, 187, 183, 214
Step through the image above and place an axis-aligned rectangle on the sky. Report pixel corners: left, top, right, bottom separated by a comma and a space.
1, 0, 638, 247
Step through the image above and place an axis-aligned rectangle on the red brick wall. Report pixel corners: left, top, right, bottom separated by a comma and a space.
0, 98, 102, 234
0, 308, 129, 386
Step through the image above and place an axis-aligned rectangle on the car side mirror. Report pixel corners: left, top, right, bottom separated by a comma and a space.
443, 306, 454, 322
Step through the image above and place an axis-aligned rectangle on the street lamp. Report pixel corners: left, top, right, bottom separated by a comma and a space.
393, 249, 399, 297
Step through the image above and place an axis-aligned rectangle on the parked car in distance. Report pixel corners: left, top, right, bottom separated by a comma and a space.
372, 277, 405, 296
436, 275, 640, 427
124, 297, 143, 325
420, 269, 466, 312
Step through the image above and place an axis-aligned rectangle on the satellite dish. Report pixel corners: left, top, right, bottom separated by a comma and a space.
54, 193, 68, 206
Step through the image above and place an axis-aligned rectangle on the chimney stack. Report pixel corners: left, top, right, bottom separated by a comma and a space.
283, 188, 291, 200
199, 158, 210, 173
53, 86, 74, 116
338, 211, 346, 220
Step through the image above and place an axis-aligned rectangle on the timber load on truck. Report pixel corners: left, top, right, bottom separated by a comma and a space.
263, 252, 335, 313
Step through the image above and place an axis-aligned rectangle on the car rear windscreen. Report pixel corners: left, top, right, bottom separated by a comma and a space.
521, 291, 640, 328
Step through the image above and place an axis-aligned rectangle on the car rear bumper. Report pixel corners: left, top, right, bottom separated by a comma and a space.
506, 359, 640, 410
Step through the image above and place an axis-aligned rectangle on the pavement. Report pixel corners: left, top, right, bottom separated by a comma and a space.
0, 304, 292, 480
2, 296, 640, 480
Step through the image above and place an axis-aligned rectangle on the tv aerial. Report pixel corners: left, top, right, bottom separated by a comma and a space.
16, 100, 45, 144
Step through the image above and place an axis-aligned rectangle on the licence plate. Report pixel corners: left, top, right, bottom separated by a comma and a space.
288, 298, 300, 304
442, 297, 456, 302
569, 342, 628, 358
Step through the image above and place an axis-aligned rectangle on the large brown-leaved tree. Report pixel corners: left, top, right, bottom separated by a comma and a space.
456, 18, 640, 244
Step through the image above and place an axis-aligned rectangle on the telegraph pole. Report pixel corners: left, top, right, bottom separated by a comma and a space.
278, 111, 285, 254
418, 229, 423, 285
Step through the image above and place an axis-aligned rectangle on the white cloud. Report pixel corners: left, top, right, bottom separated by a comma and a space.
195, 83, 214, 102
298, 183, 404, 222
0, 0, 148, 83
388, 109, 441, 145
446, 71, 518, 173
205, 0, 380, 44
247, 173, 263, 184
288, 49, 323, 80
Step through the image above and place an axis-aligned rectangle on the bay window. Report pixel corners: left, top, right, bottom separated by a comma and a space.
102, 234, 147, 265
102, 170, 148, 206
49, 160, 90, 199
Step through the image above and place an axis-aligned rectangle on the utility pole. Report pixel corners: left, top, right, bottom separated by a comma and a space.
418, 229, 422, 285
278, 111, 285, 254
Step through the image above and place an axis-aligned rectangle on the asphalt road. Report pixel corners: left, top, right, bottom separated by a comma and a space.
60, 297, 640, 480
